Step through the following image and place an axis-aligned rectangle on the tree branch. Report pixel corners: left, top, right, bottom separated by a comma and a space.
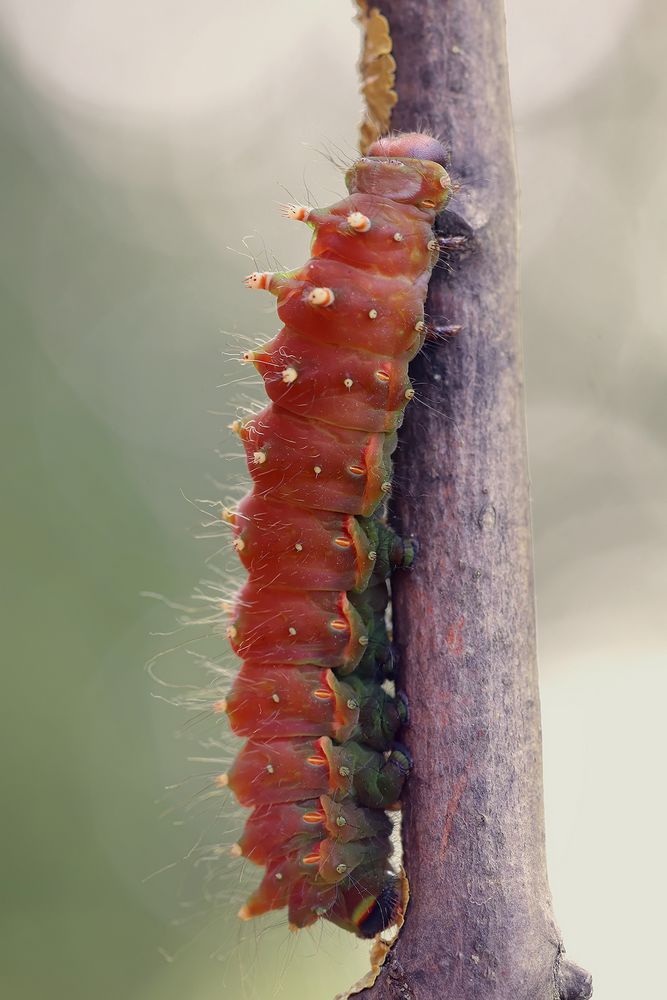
353, 2, 592, 998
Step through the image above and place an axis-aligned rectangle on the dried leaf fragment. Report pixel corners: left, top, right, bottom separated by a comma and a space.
355, 2, 397, 153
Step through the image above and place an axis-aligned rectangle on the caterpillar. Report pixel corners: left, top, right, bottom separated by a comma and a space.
219, 132, 452, 939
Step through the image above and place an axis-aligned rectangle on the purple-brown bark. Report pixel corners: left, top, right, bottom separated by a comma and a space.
354, 2, 592, 998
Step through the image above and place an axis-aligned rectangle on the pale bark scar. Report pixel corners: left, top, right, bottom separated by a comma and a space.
445, 614, 465, 656
440, 768, 469, 860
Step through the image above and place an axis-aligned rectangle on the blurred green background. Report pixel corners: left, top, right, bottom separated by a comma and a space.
1, 2, 664, 998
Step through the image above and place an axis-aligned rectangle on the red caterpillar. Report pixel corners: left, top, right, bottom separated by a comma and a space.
218, 133, 452, 938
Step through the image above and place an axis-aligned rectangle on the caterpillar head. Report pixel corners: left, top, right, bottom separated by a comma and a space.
346, 132, 452, 213
368, 132, 449, 167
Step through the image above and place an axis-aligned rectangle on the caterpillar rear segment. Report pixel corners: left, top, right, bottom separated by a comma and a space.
226, 663, 407, 746
222, 134, 452, 937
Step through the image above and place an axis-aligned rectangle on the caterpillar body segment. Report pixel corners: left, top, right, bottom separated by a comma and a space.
226, 735, 411, 811
238, 404, 397, 516
250, 328, 413, 433
236, 797, 392, 867
225, 663, 406, 747
232, 494, 377, 593
272, 262, 428, 359
224, 133, 452, 937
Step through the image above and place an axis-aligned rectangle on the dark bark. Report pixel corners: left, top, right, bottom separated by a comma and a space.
354, 2, 591, 998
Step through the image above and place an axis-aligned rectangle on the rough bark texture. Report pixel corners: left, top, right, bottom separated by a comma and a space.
355, 2, 592, 999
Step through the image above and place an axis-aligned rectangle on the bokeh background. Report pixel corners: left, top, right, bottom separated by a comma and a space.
2, 1, 665, 998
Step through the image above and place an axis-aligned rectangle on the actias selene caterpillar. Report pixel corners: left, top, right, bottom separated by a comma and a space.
219, 133, 452, 938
